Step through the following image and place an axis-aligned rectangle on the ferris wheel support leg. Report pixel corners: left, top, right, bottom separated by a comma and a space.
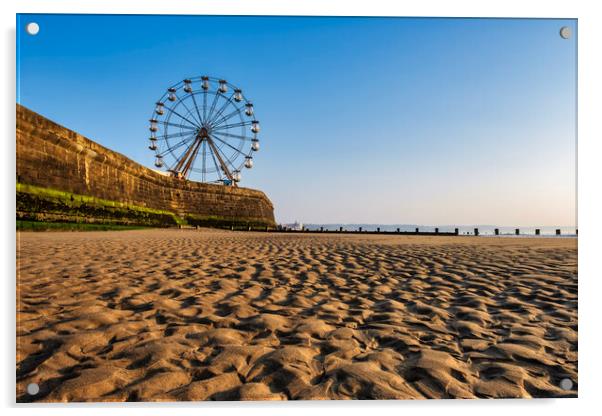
206, 136, 236, 186
172, 135, 201, 175
181, 138, 203, 179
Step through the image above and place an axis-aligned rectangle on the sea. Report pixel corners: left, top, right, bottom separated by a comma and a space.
299, 224, 578, 236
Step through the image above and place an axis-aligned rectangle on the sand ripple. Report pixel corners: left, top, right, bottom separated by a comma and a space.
16, 230, 577, 401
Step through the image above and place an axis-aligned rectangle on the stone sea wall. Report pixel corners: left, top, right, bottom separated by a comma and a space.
16, 104, 275, 227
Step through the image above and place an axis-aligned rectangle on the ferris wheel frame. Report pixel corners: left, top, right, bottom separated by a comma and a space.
148, 75, 260, 186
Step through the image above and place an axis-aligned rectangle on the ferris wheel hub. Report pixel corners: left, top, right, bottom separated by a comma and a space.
198, 126, 210, 138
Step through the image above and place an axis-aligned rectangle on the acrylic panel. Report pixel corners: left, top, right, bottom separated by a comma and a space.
16, 14, 577, 402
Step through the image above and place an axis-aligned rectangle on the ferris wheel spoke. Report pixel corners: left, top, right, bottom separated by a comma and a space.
190, 92, 205, 125
155, 130, 197, 141
178, 97, 203, 126
210, 134, 247, 156
211, 131, 254, 141
203, 89, 208, 121
158, 120, 197, 131
207, 93, 235, 126
212, 120, 254, 131
201, 140, 207, 181
159, 134, 197, 158
206, 92, 221, 124
163, 105, 200, 128
211, 105, 245, 127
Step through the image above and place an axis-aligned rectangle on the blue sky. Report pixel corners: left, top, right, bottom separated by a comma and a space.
17, 15, 577, 225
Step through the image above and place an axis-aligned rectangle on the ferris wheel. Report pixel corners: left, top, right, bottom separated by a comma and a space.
148, 75, 260, 185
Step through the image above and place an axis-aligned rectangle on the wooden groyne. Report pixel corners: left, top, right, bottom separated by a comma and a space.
187, 225, 578, 237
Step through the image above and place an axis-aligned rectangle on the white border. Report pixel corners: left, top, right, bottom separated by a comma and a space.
2, 1, 601, 415
1, 0, 590, 18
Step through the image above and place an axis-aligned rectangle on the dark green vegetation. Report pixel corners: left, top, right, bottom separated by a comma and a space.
17, 221, 147, 232
17, 183, 180, 229
16, 183, 276, 232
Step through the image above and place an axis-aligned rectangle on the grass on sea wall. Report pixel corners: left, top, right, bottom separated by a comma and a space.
17, 183, 180, 218
16, 183, 182, 228
16, 183, 275, 231
17, 220, 148, 232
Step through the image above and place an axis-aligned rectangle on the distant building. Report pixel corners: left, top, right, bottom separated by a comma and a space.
282, 220, 303, 231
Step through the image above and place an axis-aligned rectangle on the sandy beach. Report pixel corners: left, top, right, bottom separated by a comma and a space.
16, 229, 577, 401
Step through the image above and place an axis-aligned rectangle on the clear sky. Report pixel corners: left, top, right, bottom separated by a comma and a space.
16, 14, 577, 226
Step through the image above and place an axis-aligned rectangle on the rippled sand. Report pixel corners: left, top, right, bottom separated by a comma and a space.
16, 229, 577, 402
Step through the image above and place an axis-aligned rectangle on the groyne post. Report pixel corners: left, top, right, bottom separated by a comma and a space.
494, 228, 499, 235
515, 228, 520, 235
556, 229, 561, 235
535, 229, 540, 235
474, 228, 479, 236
